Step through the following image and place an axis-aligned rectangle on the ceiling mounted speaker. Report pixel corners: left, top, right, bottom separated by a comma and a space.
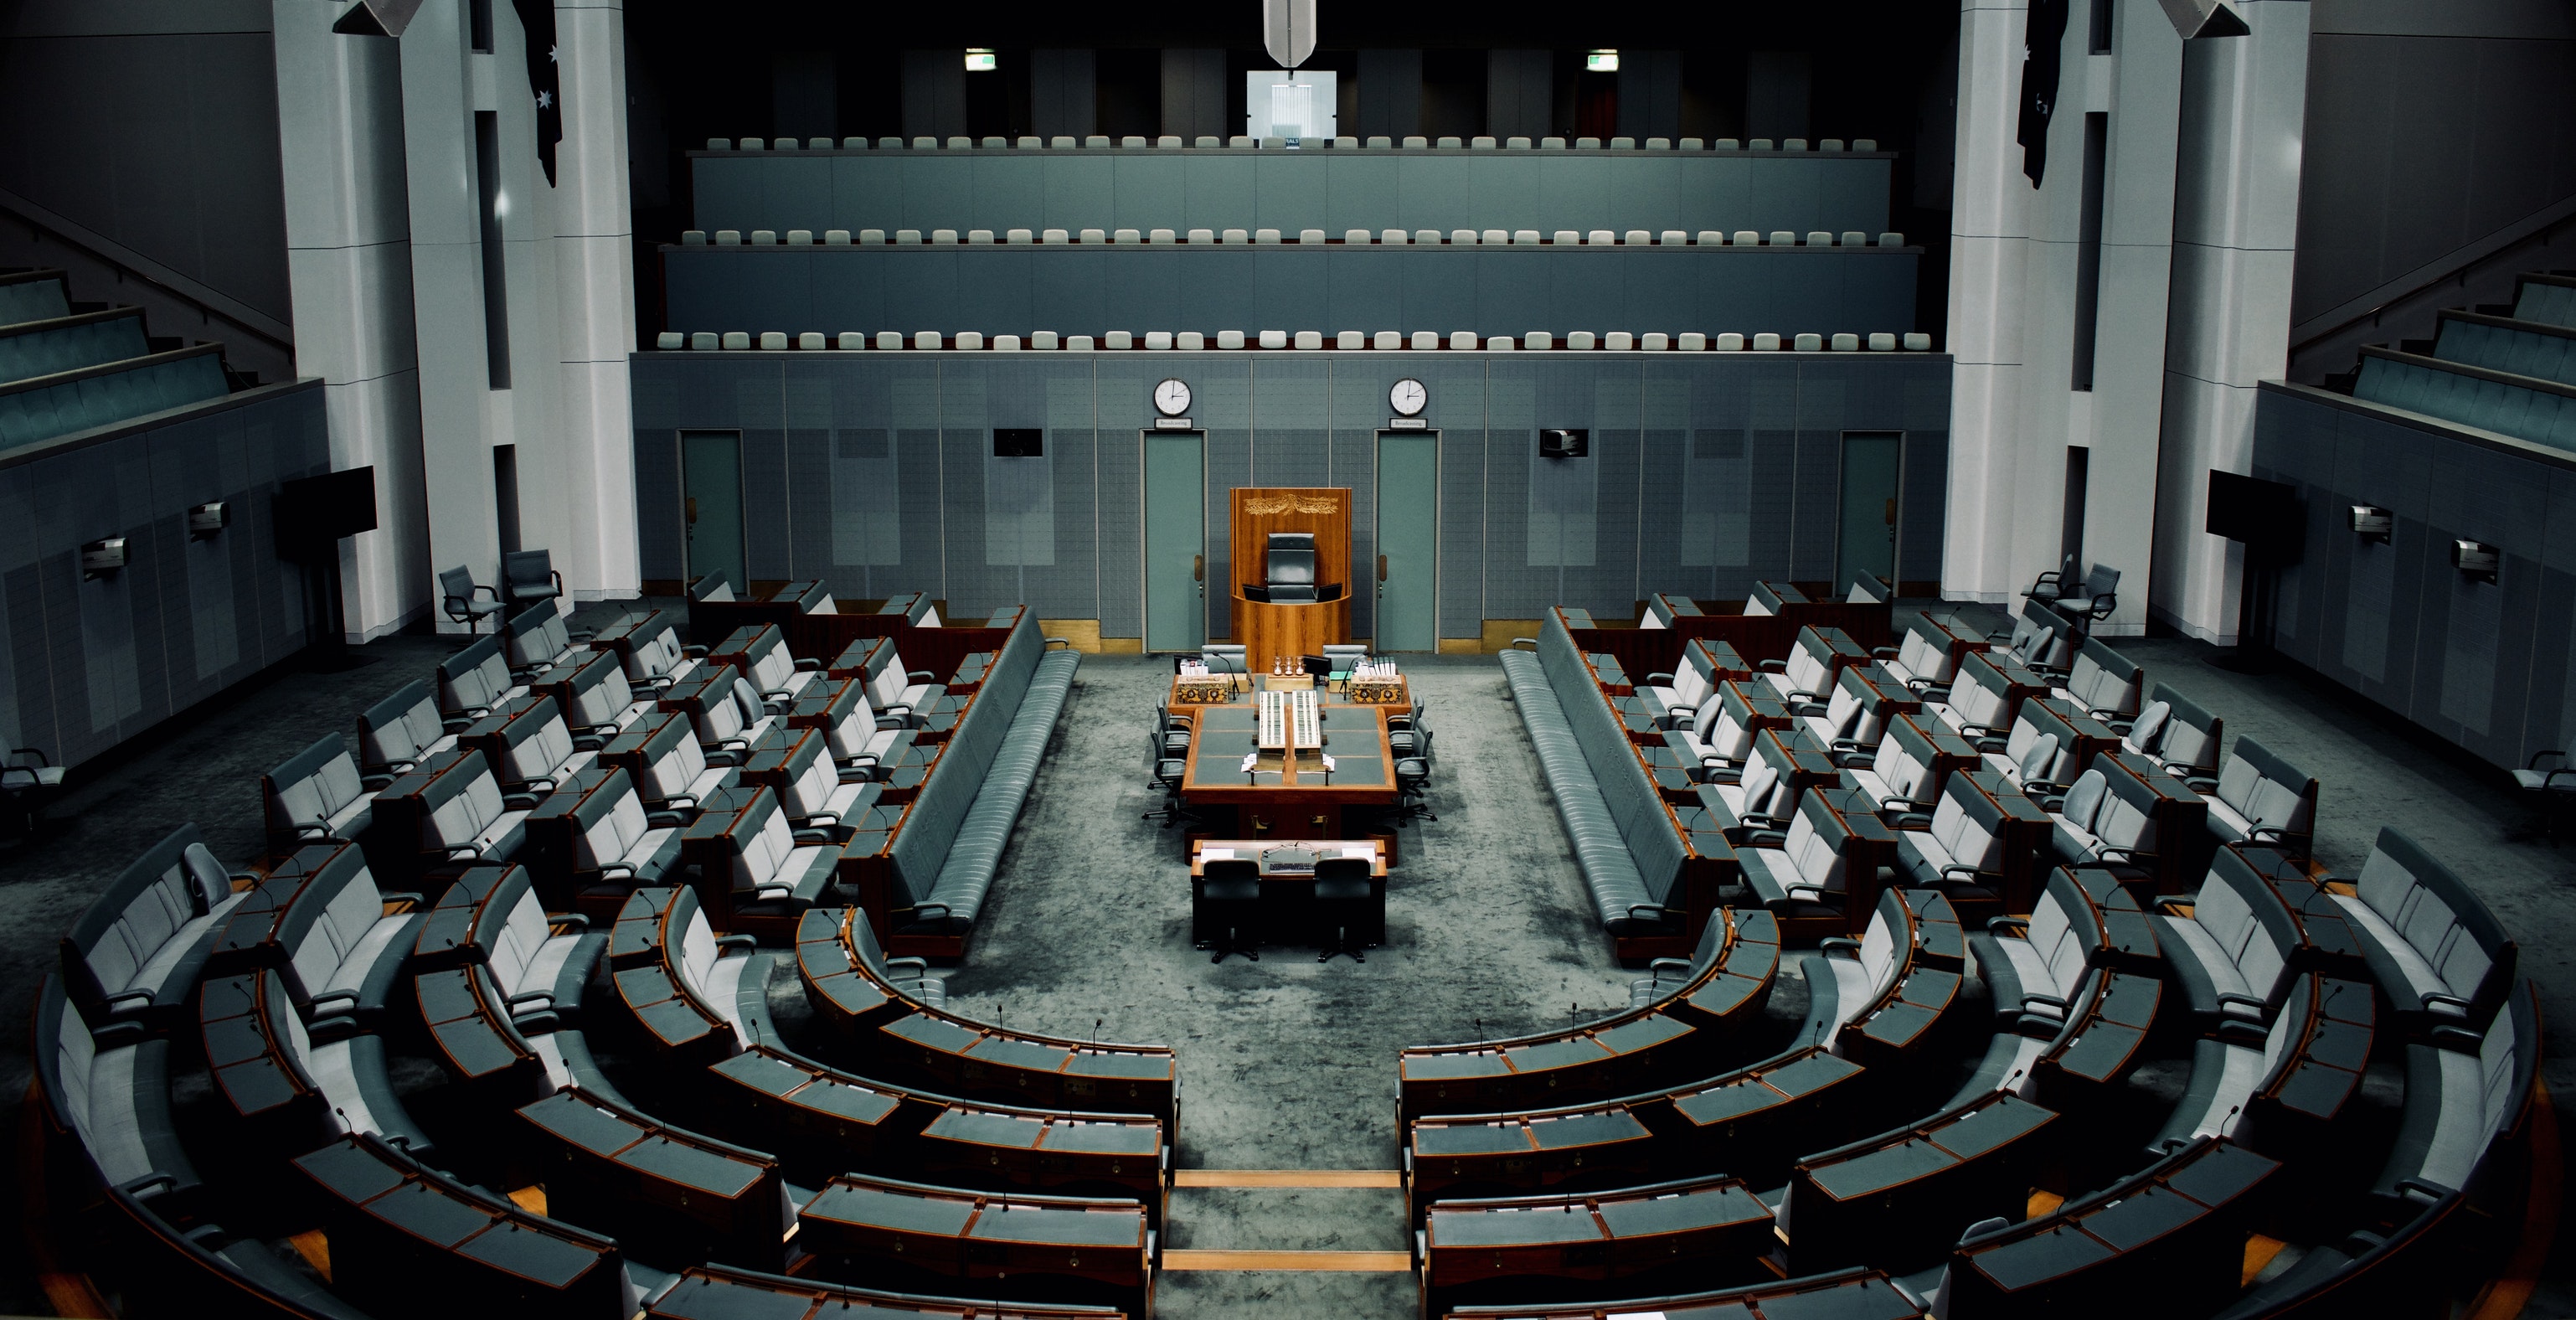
2156, 0, 2250, 38
332, 0, 426, 37
1262, 0, 1317, 70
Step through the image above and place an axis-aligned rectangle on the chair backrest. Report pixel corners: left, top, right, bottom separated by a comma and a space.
622, 612, 693, 683
276, 846, 386, 1007
496, 699, 578, 782
420, 757, 508, 852
477, 866, 553, 989
439, 565, 479, 606
813, 680, 878, 758
2025, 870, 2099, 1000
637, 716, 710, 799
558, 652, 638, 730
504, 603, 571, 672
570, 774, 654, 869
2355, 828, 2517, 1021
358, 681, 448, 771
1313, 856, 1371, 884
688, 574, 734, 602
62, 825, 230, 1014
2194, 848, 2302, 1009
504, 549, 554, 592
2145, 683, 2221, 775
2063, 638, 2143, 717
1928, 776, 2009, 875
265, 735, 368, 839
727, 792, 800, 892
1780, 791, 1855, 895
2213, 738, 2317, 837
2080, 564, 2120, 600
437, 635, 515, 714
1871, 718, 1939, 803
1203, 858, 1259, 884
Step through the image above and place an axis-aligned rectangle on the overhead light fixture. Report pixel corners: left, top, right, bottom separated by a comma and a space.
964, 49, 997, 73
1585, 49, 1620, 73
2156, 0, 2250, 38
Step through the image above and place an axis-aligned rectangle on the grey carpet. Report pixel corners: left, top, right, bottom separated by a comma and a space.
3, 606, 2574, 1317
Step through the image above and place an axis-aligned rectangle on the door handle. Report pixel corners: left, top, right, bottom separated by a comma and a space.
1883, 498, 1898, 527
1193, 554, 1204, 582
1378, 554, 1388, 582
687, 497, 699, 526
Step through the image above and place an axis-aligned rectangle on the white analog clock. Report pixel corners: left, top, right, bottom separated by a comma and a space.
1389, 378, 1428, 416
1153, 378, 1193, 416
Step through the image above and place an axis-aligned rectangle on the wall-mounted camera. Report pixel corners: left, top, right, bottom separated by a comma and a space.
1539, 429, 1589, 459
2348, 504, 2390, 544
2452, 539, 2499, 585
81, 537, 129, 580
188, 501, 230, 539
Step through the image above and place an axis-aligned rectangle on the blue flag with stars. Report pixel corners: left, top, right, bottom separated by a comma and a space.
512, 0, 561, 184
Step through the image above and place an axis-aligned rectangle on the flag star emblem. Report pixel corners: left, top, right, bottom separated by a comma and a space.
537, 90, 554, 109
549, 44, 559, 63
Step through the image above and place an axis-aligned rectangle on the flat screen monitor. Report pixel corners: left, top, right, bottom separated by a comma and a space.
993, 428, 1043, 457
275, 467, 378, 553
2205, 470, 2295, 545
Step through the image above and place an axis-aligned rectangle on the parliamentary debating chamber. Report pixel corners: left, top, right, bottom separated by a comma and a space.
5, 0, 2576, 1317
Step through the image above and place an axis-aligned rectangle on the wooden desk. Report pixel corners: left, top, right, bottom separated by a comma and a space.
1177, 700, 1396, 835
1188, 838, 1388, 879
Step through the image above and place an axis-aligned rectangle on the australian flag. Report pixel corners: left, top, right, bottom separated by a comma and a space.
512, 0, 561, 184
2017, 0, 2069, 187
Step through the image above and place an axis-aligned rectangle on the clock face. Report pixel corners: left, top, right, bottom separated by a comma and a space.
1389, 378, 1428, 416
1154, 378, 1192, 416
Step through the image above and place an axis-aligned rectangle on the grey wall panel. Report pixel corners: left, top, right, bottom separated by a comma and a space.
1029, 49, 1098, 142
1358, 50, 1425, 142
626, 353, 1950, 645
1162, 49, 1229, 142
1183, 154, 1256, 229
1487, 51, 1553, 142
900, 50, 967, 140
2531, 467, 2576, 764
0, 382, 322, 771
661, 246, 1922, 343
688, 148, 1898, 240
1617, 52, 1684, 142
0, 30, 291, 321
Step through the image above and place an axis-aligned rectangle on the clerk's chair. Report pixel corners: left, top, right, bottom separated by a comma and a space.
1265, 533, 1318, 603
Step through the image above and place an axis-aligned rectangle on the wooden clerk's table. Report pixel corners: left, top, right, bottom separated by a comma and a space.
1187, 838, 1388, 879
1176, 682, 1399, 835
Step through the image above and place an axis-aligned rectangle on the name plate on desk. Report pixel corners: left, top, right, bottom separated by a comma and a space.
1172, 678, 1236, 704
1154, 417, 1195, 429
1388, 417, 1428, 430
1347, 678, 1409, 705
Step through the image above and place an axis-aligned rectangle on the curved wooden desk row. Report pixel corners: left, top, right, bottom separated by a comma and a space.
796, 910, 1181, 1128
1419, 1173, 1775, 1314
1440, 1264, 1921, 1320
1396, 909, 1782, 1123
649, 1263, 1126, 1320
703, 1046, 1169, 1216
796, 1173, 1151, 1315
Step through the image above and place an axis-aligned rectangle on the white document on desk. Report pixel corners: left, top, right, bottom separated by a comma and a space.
1203, 848, 1235, 860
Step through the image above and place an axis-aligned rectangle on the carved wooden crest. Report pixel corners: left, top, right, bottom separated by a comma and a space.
1245, 493, 1343, 515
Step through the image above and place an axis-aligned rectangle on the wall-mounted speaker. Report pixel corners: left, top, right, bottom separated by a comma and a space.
81, 538, 128, 580
2349, 504, 2391, 544
188, 502, 230, 539
1539, 429, 1589, 459
2452, 539, 2500, 584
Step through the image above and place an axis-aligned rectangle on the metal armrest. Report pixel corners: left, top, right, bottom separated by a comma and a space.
2021, 992, 2069, 1009
1625, 904, 1667, 923
505, 990, 554, 1008
1986, 915, 2028, 933
794, 657, 824, 672
2421, 992, 2475, 1012
1646, 957, 1692, 974
379, 892, 425, 911
1046, 636, 1074, 649
549, 912, 591, 932
907, 669, 936, 682
2393, 1178, 2453, 1206
103, 991, 157, 1013
2215, 993, 2269, 1013
1940, 864, 1993, 883
1644, 672, 1676, 684
310, 989, 362, 1013
884, 956, 930, 974
1819, 937, 1862, 956
1869, 646, 1899, 659
909, 903, 954, 921
1510, 637, 1538, 650
793, 828, 837, 843
1757, 658, 1787, 673
714, 934, 757, 954
360, 772, 396, 792
118, 1172, 180, 1199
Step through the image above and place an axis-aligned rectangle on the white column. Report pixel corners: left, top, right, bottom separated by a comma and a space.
398, 0, 502, 630
554, 0, 641, 601
271, 0, 430, 640
2152, 0, 2311, 642
1942, 0, 2033, 605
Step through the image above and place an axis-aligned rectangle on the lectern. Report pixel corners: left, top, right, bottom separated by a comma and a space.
1230, 487, 1351, 669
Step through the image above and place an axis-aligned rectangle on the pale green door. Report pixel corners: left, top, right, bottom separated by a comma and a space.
1837, 431, 1902, 592
1143, 431, 1205, 652
681, 430, 745, 593
1376, 431, 1440, 652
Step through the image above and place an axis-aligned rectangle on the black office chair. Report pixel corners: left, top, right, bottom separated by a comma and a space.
1143, 730, 1197, 828
440, 565, 504, 633
1265, 532, 1318, 603
1391, 727, 1436, 822
1194, 859, 1262, 962
503, 549, 565, 611
1388, 699, 1430, 758
1311, 856, 1380, 963
1156, 703, 1194, 757
0, 746, 64, 845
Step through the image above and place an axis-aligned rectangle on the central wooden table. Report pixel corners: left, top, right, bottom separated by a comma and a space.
1177, 697, 1396, 835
